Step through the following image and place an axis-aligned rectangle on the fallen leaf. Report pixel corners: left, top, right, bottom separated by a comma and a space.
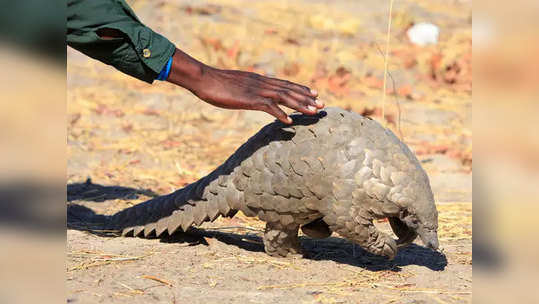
282, 62, 300, 76
358, 107, 396, 125
70, 113, 81, 125
142, 108, 160, 116
122, 123, 133, 133
264, 28, 278, 35
396, 84, 413, 98
363, 75, 383, 89
226, 40, 240, 60
284, 37, 300, 45
94, 104, 125, 117
161, 140, 182, 149
327, 67, 351, 96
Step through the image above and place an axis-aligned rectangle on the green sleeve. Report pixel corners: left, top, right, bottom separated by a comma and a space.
67, 0, 176, 83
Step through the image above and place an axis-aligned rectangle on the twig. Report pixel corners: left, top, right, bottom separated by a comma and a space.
140, 275, 174, 287
204, 226, 264, 232
118, 282, 143, 294
381, 0, 395, 128
395, 289, 471, 295
374, 42, 404, 141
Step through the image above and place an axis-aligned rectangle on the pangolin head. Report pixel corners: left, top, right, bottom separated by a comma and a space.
390, 179, 439, 251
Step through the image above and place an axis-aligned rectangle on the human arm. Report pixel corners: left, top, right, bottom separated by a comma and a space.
66, 0, 323, 123
166, 48, 322, 124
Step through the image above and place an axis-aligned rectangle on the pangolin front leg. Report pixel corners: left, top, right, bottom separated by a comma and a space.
361, 222, 398, 259
339, 219, 397, 259
263, 222, 302, 257
389, 217, 418, 248
326, 203, 399, 260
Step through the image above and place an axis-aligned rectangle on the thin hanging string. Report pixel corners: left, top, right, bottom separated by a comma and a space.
381, 0, 395, 128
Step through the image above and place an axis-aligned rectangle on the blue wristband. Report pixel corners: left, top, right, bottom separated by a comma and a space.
156, 56, 173, 81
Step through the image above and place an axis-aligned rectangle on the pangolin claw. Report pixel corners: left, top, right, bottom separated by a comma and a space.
389, 217, 418, 248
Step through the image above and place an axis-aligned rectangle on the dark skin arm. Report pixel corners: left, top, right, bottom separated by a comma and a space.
98, 27, 322, 123
97, 24, 323, 123
166, 48, 323, 124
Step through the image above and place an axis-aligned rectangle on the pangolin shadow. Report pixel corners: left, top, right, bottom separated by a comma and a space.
160, 228, 447, 272
67, 205, 447, 271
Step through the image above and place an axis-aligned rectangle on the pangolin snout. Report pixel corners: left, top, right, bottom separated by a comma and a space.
425, 238, 439, 250
419, 229, 439, 250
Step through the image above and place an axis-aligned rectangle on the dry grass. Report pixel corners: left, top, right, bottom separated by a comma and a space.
67, 250, 154, 272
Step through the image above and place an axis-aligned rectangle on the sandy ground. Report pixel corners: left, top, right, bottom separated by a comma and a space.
67, 0, 471, 303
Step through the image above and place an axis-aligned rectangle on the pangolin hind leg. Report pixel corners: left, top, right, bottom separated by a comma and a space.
263, 222, 302, 257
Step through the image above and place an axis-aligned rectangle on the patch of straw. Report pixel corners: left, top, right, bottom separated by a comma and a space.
67, 251, 153, 272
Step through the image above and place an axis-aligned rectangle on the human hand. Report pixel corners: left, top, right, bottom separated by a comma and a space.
192, 67, 323, 124
167, 49, 323, 124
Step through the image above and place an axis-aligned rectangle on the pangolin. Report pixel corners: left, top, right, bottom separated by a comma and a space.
106, 107, 439, 259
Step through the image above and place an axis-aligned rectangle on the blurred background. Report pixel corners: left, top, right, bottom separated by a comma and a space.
0, 0, 536, 303
0, 0, 65, 303
474, 0, 539, 303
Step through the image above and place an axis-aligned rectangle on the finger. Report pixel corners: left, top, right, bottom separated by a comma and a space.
314, 97, 324, 108
264, 77, 317, 97
263, 102, 292, 124
278, 84, 323, 108
285, 90, 323, 109
261, 90, 317, 115
258, 81, 323, 108
278, 91, 318, 115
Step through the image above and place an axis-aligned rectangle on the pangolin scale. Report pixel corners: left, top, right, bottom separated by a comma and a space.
106, 107, 439, 259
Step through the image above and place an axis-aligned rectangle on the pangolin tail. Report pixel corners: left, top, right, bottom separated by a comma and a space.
104, 168, 241, 238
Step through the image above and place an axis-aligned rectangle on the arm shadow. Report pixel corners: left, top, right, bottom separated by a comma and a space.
67, 178, 158, 202
67, 178, 157, 231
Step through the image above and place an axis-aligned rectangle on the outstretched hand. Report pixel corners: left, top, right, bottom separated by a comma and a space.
167, 48, 324, 124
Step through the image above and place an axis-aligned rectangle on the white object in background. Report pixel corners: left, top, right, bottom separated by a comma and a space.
407, 22, 439, 46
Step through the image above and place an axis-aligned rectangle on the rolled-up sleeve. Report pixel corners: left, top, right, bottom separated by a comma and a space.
67, 0, 175, 83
